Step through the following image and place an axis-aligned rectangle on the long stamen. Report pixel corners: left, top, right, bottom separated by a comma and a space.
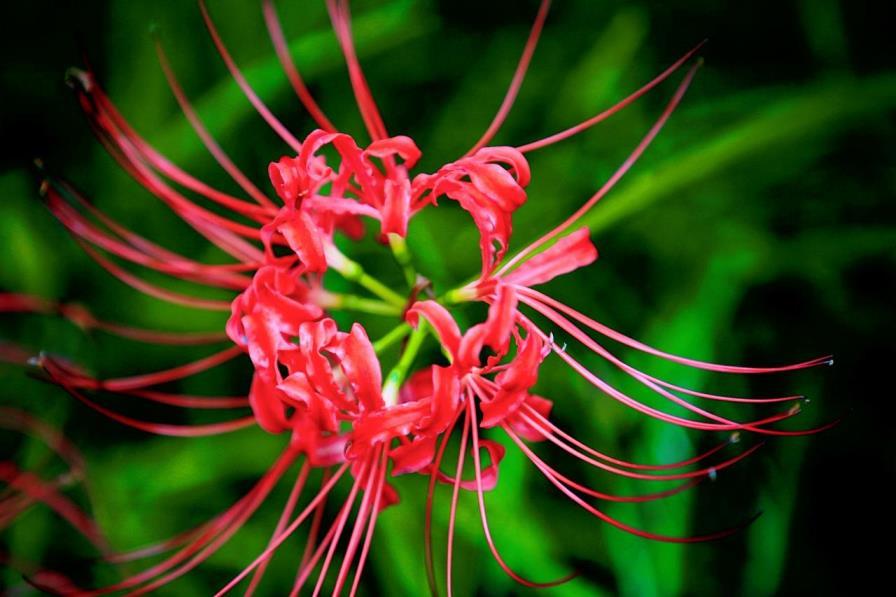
517, 40, 706, 153
262, 0, 338, 132
214, 462, 350, 596
503, 432, 701, 503
425, 433, 451, 597
0, 463, 107, 551
498, 60, 702, 277
326, 0, 388, 140
245, 461, 311, 596
521, 404, 736, 472
154, 39, 277, 210
75, 240, 233, 311
505, 425, 760, 543
520, 287, 832, 373
466, 398, 577, 588
518, 411, 765, 481
310, 455, 375, 597
518, 297, 803, 430
348, 448, 388, 596
300, 470, 332, 570
198, 0, 303, 153
465, 0, 551, 155
520, 315, 814, 433
334, 446, 386, 595
77, 447, 297, 595
446, 402, 471, 597
44, 187, 251, 290
41, 357, 254, 438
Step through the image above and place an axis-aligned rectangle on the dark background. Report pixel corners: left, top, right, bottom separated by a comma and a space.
2, 1, 894, 595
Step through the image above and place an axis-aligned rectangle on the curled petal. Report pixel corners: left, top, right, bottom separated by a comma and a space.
435, 439, 506, 491
406, 300, 462, 360
339, 323, 384, 411
481, 331, 545, 428
504, 227, 598, 288
506, 395, 553, 442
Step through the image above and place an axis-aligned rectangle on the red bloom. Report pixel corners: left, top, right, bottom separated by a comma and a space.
0, 0, 837, 594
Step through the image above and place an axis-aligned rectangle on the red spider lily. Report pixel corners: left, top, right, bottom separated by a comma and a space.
0, 0, 836, 594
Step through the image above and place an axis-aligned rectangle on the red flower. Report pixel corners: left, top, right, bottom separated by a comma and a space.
0, 0, 837, 594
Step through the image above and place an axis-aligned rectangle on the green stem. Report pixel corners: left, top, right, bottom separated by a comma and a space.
319, 292, 402, 316
325, 244, 406, 307
388, 233, 417, 288
372, 323, 412, 354
381, 322, 428, 406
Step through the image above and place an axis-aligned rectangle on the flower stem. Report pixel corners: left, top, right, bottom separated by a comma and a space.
318, 292, 402, 316
325, 244, 406, 308
372, 323, 411, 355
381, 321, 428, 406
387, 233, 416, 288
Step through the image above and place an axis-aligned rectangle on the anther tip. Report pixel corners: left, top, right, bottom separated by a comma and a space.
708, 467, 718, 481
64, 67, 91, 91
728, 431, 741, 444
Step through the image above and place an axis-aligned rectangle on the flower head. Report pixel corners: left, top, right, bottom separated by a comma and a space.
0, 0, 837, 595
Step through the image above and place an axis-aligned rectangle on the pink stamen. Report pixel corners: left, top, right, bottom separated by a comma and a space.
465, 0, 551, 155
213, 462, 350, 596
198, 0, 303, 153
154, 39, 277, 210
446, 402, 471, 597
521, 287, 832, 374
262, 0, 338, 132
467, 398, 578, 588
326, 0, 388, 140
499, 60, 702, 277
517, 40, 706, 153
245, 460, 311, 596
76, 240, 233, 311
505, 425, 758, 543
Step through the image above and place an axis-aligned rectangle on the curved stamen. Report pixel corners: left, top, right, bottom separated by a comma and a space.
465, 0, 551, 155
498, 60, 702, 277
517, 40, 706, 153
198, 0, 303, 153
326, 0, 388, 140
155, 39, 277, 210
446, 402, 471, 597
520, 287, 832, 374
262, 0, 338, 132
467, 397, 578, 588
245, 461, 311, 596
519, 298, 805, 430
0, 463, 107, 551
214, 462, 350, 596
522, 404, 736, 472
505, 425, 759, 543
76, 240, 233, 311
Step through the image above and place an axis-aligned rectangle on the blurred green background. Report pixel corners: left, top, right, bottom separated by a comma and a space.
1, 0, 894, 595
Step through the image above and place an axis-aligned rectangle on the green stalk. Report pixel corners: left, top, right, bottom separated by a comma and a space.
325, 244, 406, 308
373, 323, 412, 354
319, 292, 403, 316
381, 322, 428, 406
388, 233, 417, 288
